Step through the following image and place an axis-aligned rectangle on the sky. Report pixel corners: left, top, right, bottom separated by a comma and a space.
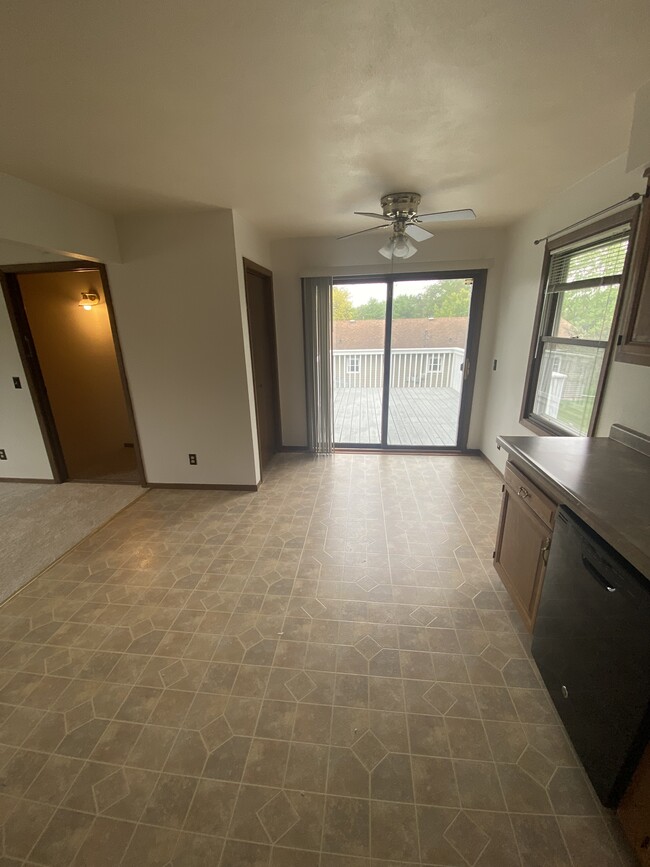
332, 278, 472, 306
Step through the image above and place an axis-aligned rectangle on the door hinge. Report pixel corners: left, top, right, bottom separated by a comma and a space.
501, 483, 505, 493
492, 550, 496, 559
616, 334, 623, 346
541, 538, 551, 564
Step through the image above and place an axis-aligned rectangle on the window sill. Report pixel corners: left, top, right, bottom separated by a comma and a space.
519, 415, 581, 438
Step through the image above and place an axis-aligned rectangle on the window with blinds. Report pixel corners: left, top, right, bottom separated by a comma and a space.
522, 213, 635, 437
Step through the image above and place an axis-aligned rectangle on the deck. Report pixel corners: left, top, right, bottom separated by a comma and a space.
333, 387, 460, 447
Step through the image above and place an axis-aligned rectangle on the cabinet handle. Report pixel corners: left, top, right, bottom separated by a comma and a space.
518, 486, 530, 499
541, 538, 551, 564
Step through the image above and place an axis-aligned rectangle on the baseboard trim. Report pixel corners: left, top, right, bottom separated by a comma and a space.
479, 450, 504, 479
0, 477, 56, 484
147, 482, 259, 492
280, 445, 309, 452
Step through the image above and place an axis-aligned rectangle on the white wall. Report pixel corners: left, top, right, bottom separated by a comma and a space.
108, 210, 259, 486
479, 155, 650, 471
0, 173, 120, 262
270, 228, 507, 447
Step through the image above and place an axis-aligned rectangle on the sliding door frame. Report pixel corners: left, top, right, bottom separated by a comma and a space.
332, 268, 487, 452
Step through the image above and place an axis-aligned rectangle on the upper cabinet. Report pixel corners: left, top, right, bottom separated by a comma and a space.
617, 171, 650, 366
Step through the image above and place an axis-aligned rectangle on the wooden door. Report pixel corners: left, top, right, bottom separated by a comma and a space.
494, 480, 552, 632
244, 260, 282, 473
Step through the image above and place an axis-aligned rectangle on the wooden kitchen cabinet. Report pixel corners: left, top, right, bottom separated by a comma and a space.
618, 742, 650, 865
494, 462, 556, 632
617, 172, 650, 367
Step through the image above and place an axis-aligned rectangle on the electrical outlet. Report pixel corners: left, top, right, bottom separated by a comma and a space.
0, 449, 6, 460
188, 453, 197, 465
12, 377, 21, 389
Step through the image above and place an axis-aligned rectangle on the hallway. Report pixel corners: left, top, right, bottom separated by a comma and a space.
0, 454, 632, 866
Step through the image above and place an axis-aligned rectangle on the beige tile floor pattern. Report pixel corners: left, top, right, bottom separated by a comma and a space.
0, 454, 636, 866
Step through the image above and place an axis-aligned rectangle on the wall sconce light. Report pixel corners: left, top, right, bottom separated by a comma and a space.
79, 292, 99, 310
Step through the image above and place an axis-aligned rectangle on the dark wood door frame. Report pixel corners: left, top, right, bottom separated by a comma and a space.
243, 258, 283, 481
332, 268, 487, 452
0, 260, 147, 486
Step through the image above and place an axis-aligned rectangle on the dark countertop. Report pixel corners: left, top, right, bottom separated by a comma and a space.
496, 434, 650, 580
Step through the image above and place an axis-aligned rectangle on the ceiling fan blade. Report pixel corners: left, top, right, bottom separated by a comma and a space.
405, 224, 434, 241
354, 212, 393, 221
337, 224, 391, 240
416, 208, 476, 223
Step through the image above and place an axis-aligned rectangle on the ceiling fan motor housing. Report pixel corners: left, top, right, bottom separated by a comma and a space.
380, 192, 421, 219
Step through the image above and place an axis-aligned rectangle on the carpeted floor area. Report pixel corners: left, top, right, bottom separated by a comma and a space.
0, 481, 146, 605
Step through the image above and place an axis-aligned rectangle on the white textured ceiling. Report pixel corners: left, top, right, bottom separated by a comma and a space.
1, 0, 649, 238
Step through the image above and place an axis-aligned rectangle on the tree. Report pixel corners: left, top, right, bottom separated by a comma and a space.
353, 297, 386, 320
332, 286, 354, 320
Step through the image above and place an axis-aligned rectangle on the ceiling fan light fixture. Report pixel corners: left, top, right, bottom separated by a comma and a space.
392, 234, 416, 259
379, 233, 417, 260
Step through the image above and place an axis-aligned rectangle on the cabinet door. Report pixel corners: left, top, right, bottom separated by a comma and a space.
617, 177, 650, 366
494, 483, 551, 631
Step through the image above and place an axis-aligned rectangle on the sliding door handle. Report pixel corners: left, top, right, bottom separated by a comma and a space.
463, 358, 471, 381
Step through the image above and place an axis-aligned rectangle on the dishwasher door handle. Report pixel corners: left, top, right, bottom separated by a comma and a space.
582, 556, 617, 592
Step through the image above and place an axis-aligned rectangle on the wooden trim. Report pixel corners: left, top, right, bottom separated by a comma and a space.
243, 258, 283, 482
0, 261, 147, 485
147, 482, 258, 491
0, 271, 67, 482
520, 207, 639, 437
0, 477, 57, 484
96, 264, 147, 486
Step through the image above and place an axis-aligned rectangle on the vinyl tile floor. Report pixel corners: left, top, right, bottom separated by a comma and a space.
0, 454, 636, 866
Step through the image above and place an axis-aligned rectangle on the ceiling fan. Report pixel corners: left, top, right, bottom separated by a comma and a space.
338, 192, 476, 259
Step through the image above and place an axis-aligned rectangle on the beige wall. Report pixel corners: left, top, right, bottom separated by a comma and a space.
479, 155, 650, 471
107, 210, 260, 486
19, 270, 135, 480
270, 228, 507, 447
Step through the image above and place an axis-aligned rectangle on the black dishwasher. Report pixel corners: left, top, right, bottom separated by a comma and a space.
532, 507, 650, 807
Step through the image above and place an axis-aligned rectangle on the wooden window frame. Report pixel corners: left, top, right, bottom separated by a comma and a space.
520, 207, 639, 437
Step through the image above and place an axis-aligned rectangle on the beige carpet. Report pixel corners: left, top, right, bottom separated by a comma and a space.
0, 481, 146, 604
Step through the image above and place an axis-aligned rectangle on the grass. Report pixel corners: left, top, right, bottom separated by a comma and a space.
556, 396, 594, 435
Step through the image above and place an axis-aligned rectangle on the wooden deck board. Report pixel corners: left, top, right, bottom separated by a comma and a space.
333, 387, 460, 447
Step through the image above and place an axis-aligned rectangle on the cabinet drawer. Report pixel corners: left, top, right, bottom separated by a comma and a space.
504, 461, 555, 528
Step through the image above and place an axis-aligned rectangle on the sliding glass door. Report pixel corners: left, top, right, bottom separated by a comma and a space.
332, 282, 387, 445
332, 270, 485, 450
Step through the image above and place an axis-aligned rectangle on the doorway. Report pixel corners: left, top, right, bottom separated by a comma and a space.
332, 270, 486, 450
1, 262, 144, 484
243, 259, 282, 474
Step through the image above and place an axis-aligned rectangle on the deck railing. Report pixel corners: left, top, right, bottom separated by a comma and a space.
333, 348, 465, 391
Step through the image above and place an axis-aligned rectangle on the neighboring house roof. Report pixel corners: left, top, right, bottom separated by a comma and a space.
557, 318, 580, 338
333, 317, 468, 350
